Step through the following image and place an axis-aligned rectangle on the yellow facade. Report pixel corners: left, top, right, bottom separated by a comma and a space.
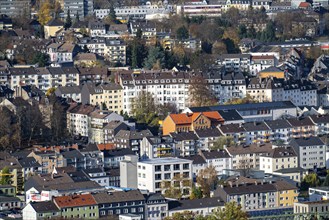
44, 25, 63, 39
278, 189, 298, 207
259, 71, 285, 79
90, 89, 123, 114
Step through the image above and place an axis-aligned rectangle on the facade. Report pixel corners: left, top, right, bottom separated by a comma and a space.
294, 200, 329, 218
259, 146, 298, 173
199, 150, 232, 175
47, 43, 79, 64
23, 201, 60, 220
64, 0, 93, 20
44, 19, 64, 39
67, 103, 96, 137
137, 158, 193, 198
145, 194, 168, 220
309, 187, 329, 201
290, 137, 326, 169
0, 0, 30, 17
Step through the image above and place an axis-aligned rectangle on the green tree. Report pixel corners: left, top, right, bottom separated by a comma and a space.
238, 24, 247, 39
322, 171, 329, 187
143, 46, 165, 70
224, 94, 257, 105
190, 186, 203, 199
211, 136, 234, 150
65, 10, 72, 29
0, 167, 12, 185
109, 4, 117, 22
176, 26, 189, 40
131, 29, 147, 68
209, 202, 248, 220
262, 20, 276, 42
301, 173, 321, 191
32, 52, 49, 67
75, 11, 80, 22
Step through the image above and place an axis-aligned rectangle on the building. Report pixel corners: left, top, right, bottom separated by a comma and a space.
93, 190, 145, 219
120, 155, 139, 189
145, 193, 168, 220
258, 66, 285, 79
170, 132, 199, 156
23, 201, 60, 220
0, 0, 30, 17
53, 194, 99, 219
199, 150, 232, 175
259, 146, 298, 173
44, 18, 64, 39
162, 111, 224, 135
81, 82, 123, 113
47, 42, 79, 64
294, 200, 329, 219
309, 187, 329, 201
290, 137, 326, 169
64, 0, 93, 20
140, 136, 174, 159
137, 158, 193, 198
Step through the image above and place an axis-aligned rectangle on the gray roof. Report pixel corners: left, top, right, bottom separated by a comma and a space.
170, 132, 198, 141
30, 201, 60, 213
169, 197, 223, 211
17, 157, 41, 168
201, 150, 231, 159
56, 85, 81, 95
115, 129, 153, 140
265, 119, 292, 130
290, 137, 324, 147
243, 122, 270, 132
61, 149, 84, 159
0, 196, 20, 203
218, 110, 243, 121
194, 128, 221, 138
179, 155, 206, 165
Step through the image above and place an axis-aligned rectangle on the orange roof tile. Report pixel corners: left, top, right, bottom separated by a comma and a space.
169, 111, 224, 125
299, 2, 310, 7
97, 143, 116, 151
202, 111, 224, 122
169, 114, 192, 125
54, 194, 97, 208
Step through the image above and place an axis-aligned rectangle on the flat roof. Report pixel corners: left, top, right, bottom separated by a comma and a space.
138, 157, 192, 165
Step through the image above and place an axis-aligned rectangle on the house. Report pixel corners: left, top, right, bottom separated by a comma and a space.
145, 194, 168, 220
140, 136, 175, 159
103, 148, 135, 168
199, 150, 232, 175
0, 185, 16, 197
194, 128, 222, 151
168, 197, 224, 217
44, 18, 64, 39
225, 143, 273, 170
89, 19, 106, 37
265, 119, 292, 144
287, 117, 316, 139
28, 150, 66, 174
53, 194, 99, 219
243, 121, 271, 144
137, 157, 193, 198
55, 85, 82, 102
23, 201, 60, 220
94, 190, 146, 219
218, 123, 247, 145
162, 111, 224, 135
290, 137, 326, 169
103, 121, 129, 143
81, 82, 123, 113
0, 196, 24, 211
74, 53, 100, 67
78, 67, 110, 84
259, 146, 298, 173
47, 42, 80, 64
294, 200, 329, 218
170, 132, 199, 156
179, 155, 207, 178
258, 66, 285, 79
309, 114, 329, 136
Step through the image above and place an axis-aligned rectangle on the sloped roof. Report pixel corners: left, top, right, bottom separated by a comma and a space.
54, 194, 97, 208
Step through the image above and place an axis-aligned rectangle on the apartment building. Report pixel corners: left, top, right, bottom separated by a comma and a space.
169, 132, 199, 157
294, 200, 329, 219
195, 128, 222, 150
218, 123, 247, 145
287, 117, 315, 139
309, 187, 329, 201
64, 0, 93, 20
0, 0, 30, 17
225, 143, 273, 170
259, 146, 298, 173
28, 151, 66, 174
81, 82, 123, 113
137, 158, 193, 198
265, 119, 292, 144
67, 103, 96, 137
243, 121, 271, 145
290, 137, 326, 169
217, 54, 251, 73
140, 136, 175, 159
199, 150, 232, 175
47, 42, 79, 64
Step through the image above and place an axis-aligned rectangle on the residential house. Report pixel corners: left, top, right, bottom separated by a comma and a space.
259, 146, 298, 173
225, 143, 273, 170
199, 150, 232, 175
23, 201, 60, 220
103, 121, 129, 143
145, 193, 168, 220
243, 121, 271, 144
218, 123, 247, 145
140, 136, 175, 159
78, 67, 109, 84
179, 155, 207, 178
81, 82, 123, 113
194, 128, 222, 151
103, 148, 135, 168
170, 132, 199, 156
47, 42, 79, 64
67, 103, 96, 137
287, 117, 315, 139
53, 194, 99, 219
55, 85, 82, 102
290, 137, 326, 169
258, 66, 285, 79
309, 187, 329, 201
310, 114, 329, 136
249, 55, 277, 76
265, 119, 292, 144
44, 18, 64, 39
294, 200, 329, 218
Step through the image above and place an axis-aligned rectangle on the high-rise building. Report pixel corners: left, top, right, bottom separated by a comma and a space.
0, 0, 30, 17
63, 0, 93, 20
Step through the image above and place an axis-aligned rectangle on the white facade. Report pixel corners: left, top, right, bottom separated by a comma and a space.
137, 158, 193, 197
309, 187, 329, 201
260, 153, 298, 173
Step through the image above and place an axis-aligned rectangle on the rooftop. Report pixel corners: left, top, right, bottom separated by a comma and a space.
138, 157, 192, 165
54, 194, 97, 208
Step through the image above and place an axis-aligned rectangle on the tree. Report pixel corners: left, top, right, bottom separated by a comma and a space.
143, 46, 165, 70
164, 211, 207, 220
212, 41, 227, 55
0, 167, 12, 185
108, 3, 117, 23
224, 94, 257, 105
301, 173, 321, 191
130, 30, 147, 68
322, 171, 329, 187
32, 52, 49, 67
189, 75, 218, 107
196, 165, 218, 197
0, 107, 12, 150
190, 186, 203, 199
65, 10, 72, 29
131, 91, 159, 127
38, 0, 52, 26
211, 136, 234, 150
261, 21, 276, 42
210, 202, 248, 220
75, 11, 80, 22
49, 95, 68, 142
176, 26, 189, 40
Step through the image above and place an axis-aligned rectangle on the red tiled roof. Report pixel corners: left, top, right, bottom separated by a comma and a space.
97, 143, 116, 151
299, 2, 310, 8
169, 111, 224, 125
54, 194, 97, 208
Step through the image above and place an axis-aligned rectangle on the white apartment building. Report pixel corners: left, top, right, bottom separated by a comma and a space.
265, 119, 292, 144
290, 137, 326, 170
199, 150, 232, 175
95, 1, 173, 20
137, 158, 193, 198
259, 146, 298, 173
217, 54, 251, 73
47, 43, 78, 64
67, 103, 96, 137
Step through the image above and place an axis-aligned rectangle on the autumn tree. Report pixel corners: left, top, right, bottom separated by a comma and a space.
49, 95, 68, 142
164, 211, 207, 220
189, 75, 218, 107
211, 136, 234, 150
190, 186, 203, 199
0, 167, 12, 185
196, 165, 218, 198
143, 46, 165, 70
38, 0, 52, 26
131, 91, 159, 127
301, 173, 321, 191
209, 202, 248, 220
224, 94, 257, 105
176, 26, 189, 40
32, 52, 49, 67
212, 41, 227, 55
0, 107, 12, 150
64, 10, 72, 29
322, 171, 329, 187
